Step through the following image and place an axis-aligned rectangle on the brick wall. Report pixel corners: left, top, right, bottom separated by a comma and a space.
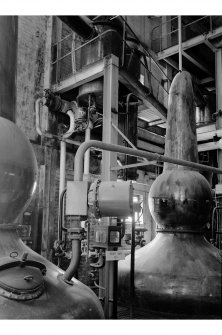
16, 16, 48, 141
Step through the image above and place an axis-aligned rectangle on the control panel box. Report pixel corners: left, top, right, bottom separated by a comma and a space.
90, 225, 122, 248
66, 181, 88, 216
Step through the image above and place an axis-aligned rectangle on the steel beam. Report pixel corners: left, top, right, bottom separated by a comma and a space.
182, 51, 214, 76
157, 26, 222, 60
119, 68, 167, 121
137, 139, 164, 154
164, 57, 180, 71
51, 58, 105, 93
204, 39, 217, 53
138, 127, 165, 145
199, 76, 215, 85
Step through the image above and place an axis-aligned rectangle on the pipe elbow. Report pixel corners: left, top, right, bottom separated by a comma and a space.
63, 240, 81, 282
35, 98, 44, 136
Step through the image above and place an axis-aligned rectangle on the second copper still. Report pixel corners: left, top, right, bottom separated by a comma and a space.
118, 71, 222, 319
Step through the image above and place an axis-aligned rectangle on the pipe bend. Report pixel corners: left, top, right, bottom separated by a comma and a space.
62, 110, 75, 139
74, 140, 222, 183
35, 98, 44, 136
63, 240, 81, 282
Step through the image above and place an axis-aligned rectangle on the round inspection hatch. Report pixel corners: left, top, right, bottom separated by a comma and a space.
0, 257, 46, 300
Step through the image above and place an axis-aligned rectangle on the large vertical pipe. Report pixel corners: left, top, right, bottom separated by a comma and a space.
58, 140, 66, 243
0, 16, 18, 122
83, 121, 93, 178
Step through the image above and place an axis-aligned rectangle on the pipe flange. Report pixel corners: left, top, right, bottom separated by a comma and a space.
0, 283, 45, 301
68, 227, 85, 240
156, 228, 203, 234
0, 253, 46, 301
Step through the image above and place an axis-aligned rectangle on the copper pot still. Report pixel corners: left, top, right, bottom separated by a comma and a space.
118, 71, 222, 319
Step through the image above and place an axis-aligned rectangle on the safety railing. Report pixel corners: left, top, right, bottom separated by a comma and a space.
51, 21, 169, 109
151, 16, 222, 53
51, 28, 122, 84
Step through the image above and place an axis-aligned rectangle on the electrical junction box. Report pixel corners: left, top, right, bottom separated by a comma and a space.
90, 225, 122, 248
66, 181, 89, 216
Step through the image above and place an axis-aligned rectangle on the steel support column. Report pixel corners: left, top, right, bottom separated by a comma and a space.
215, 48, 222, 183
101, 55, 119, 319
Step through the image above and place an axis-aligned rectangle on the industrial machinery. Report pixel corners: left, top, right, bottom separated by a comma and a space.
0, 16, 104, 319
118, 71, 222, 319
37, 17, 222, 320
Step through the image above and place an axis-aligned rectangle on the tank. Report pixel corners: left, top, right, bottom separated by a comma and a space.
118, 71, 222, 319
0, 117, 104, 319
77, 79, 103, 108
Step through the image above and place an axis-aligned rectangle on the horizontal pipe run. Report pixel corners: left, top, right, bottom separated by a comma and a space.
74, 140, 222, 182
111, 160, 159, 171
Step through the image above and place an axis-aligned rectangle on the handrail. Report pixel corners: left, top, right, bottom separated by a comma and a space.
52, 22, 170, 100
51, 29, 118, 65
154, 16, 210, 41
151, 16, 178, 36
118, 16, 171, 82
151, 15, 215, 53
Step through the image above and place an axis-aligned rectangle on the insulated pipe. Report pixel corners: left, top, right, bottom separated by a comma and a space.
84, 121, 93, 177
58, 16, 97, 41
74, 140, 222, 182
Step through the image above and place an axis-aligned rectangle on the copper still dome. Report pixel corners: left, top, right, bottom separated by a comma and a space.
118, 71, 222, 319
0, 117, 104, 319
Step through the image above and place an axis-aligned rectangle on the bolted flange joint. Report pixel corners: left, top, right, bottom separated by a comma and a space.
67, 227, 85, 241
